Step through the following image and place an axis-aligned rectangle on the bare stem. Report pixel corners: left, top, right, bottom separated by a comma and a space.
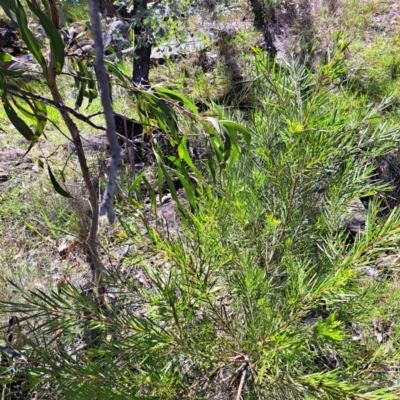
236, 368, 247, 400
88, 0, 122, 224
47, 0, 103, 290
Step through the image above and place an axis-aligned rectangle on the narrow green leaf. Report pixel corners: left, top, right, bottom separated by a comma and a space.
73, 58, 88, 108
157, 163, 163, 204
0, 67, 24, 77
0, 0, 17, 24
0, 70, 7, 95
220, 120, 251, 149
222, 130, 232, 162
47, 165, 73, 198
144, 93, 178, 137
0, 52, 12, 62
207, 117, 224, 136
212, 101, 223, 119
75, 80, 86, 109
107, 63, 127, 85
206, 149, 216, 182
173, 170, 196, 211
79, 60, 98, 107
21, 82, 48, 139
143, 176, 157, 216
223, 126, 240, 168
228, 143, 239, 168
2, 95, 35, 141
167, 155, 182, 168
115, 62, 130, 76
178, 135, 202, 179
154, 152, 186, 222
127, 170, 146, 207
14, 1, 48, 77
26, 0, 65, 73
41, 0, 52, 19
155, 87, 199, 115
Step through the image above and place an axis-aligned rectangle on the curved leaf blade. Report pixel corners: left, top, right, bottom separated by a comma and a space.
219, 120, 252, 149
0, 53, 12, 62
173, 170, 196, 211
2, 95, 35, 141
155, 87, 199, 115
26, 0, 65, 73
14, 1, 48, 77
48, 165, 73, 198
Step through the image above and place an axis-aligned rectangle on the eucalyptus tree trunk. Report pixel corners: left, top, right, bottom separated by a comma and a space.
132, 0, 151, 88
97, 0, 117, 16
96, 0, 152, 85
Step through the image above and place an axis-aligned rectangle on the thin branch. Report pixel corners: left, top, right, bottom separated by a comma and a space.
87, 111, 104, 119
236, 368, 247, 400
47, 0, 103, 291
7, 85, 106, 131
89, 0, 121, 224
114, 245, 130, 270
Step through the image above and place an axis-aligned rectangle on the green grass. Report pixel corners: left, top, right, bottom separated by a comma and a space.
348, 35, 400, 100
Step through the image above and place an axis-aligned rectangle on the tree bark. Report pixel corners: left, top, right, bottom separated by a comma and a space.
97, 0, 136, 19
97, 0, 117, 17
89, 0, 122, 226
47, 0, 103, 288
132, 0, 151, 87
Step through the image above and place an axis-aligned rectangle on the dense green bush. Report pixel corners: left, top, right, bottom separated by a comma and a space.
2, 45, 400, 398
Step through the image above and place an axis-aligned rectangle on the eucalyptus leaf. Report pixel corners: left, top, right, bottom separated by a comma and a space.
47, 165, 73, 198
14, 1, 48, 77
26, 0, 65, 73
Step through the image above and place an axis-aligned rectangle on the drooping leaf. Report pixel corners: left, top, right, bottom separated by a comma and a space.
75, 79, 86, 109
22, 82, 48, 139
155, 87, 199, 115
154, 152, 186, 222
40, 0, 52, 19
2, 95, 35, 141
26, 0, 65, 73
0, 67, 25, 77
13, 98, 38, 121
0, 0, 17, 24
222, 128, 232, 163
220, 120, 251, 149
0, 70, 6, 95
205, 117, 246, 169
107, 64, 127, 85
173, 169, 196, 211
115, 62, 130, 76
127, 170, 146, 208
212, 101, 223, 119
177, 135, 202, 179
222, 126, 240, 168
47, 165, 73, 198
143, 176, 157, 216
72, 57, 98, 107
14, 1, 48, 77
80, 63, 97, 107
206, 147, 216, 182
31, 98, 47, 137
142, 92, 179, 141
0, 52, 12, 62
